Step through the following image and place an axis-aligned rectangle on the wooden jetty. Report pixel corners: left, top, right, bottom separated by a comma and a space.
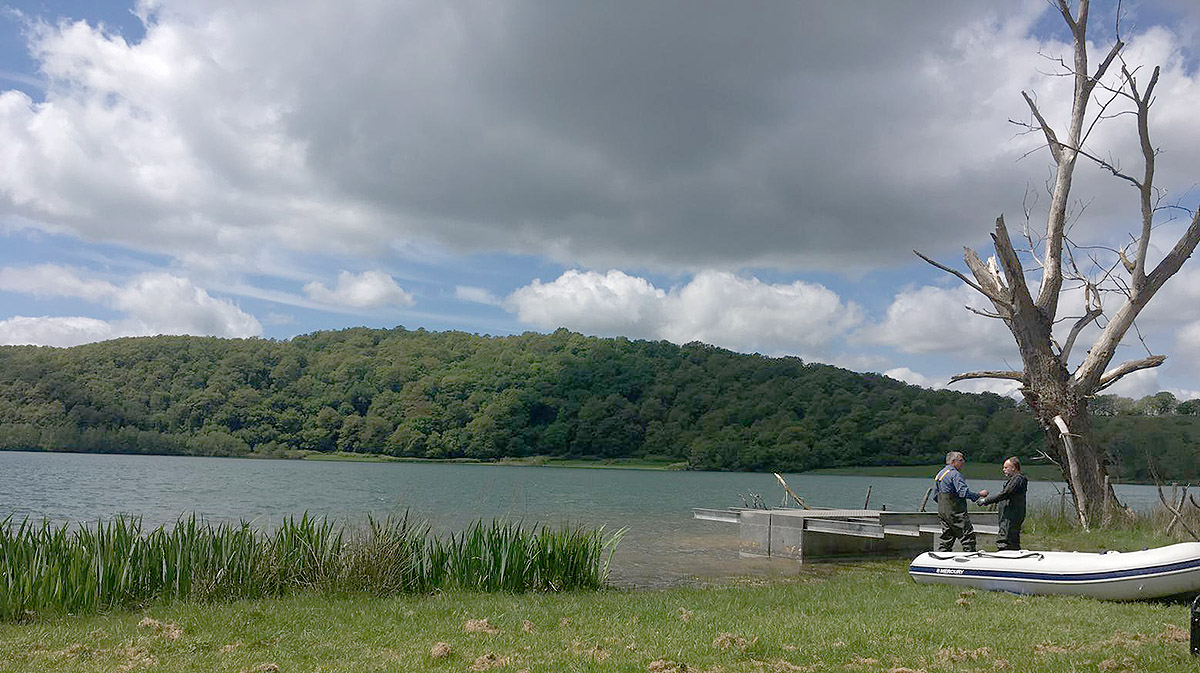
693, 507, 1000, 563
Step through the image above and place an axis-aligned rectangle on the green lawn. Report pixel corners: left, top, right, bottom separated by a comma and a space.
0, 561, 1192, 672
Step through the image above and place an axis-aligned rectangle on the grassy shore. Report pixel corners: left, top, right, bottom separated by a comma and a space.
4, 509, 1198, 671
1, 559, 1193, 672
808, 463, 1065, 482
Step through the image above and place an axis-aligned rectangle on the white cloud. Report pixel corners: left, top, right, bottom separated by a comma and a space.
863, 284, 1015, 359
1172, 319, 1200, 378
0, 264, 261, 345
0, 315, 115, 346
1102, 368, 1162, 400
303, 270, 414, 308
113, 273, 262, 336
507, 269, 861, 357
884, 367, 940, 389
508, 269, 665, 337
0, 263, 116, 301
884, 366, 1021, 397
455, 285, 502, 306
948, 378, 1023, 397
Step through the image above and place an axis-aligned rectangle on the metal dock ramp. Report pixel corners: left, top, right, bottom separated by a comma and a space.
694, 507, 1000, 563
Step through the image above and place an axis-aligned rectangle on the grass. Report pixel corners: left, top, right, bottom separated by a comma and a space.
808, 463, 1064, 482
0, 514, 622, 621
0, 561, 1192, 672
3, 509, 1199, 671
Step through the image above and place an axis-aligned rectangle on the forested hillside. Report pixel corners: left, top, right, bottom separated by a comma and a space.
0, 327, 1196, 478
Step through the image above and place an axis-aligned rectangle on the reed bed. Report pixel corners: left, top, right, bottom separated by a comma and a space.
0, 513, 622, 621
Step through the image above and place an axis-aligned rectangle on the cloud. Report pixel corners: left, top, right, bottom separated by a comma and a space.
507, 269, 861, 357
303, 270, 414, 308
455, 285, 502, 306
884, 366, 1021, 397
862, 283, 1015, 359
0, 315, 115, 347
1102, 368, 1163, 400
0, 263, 116, 301
2, 1, 1197, 277
508, 269, 664, 337
0, 264, 261, 345
883, 367, 940, 389
1173, 319, 1200, 378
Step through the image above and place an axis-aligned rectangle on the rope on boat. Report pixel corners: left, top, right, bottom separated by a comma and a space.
927, 551, 1044, 562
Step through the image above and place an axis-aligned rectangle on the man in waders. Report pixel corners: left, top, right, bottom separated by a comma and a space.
933, 451, 987, 552
978, 456, 1028, 550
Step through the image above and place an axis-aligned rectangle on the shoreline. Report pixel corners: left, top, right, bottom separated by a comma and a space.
296, 451, 690, 471
0, 447, 1172, 483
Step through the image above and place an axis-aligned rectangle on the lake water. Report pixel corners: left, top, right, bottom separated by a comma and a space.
0, 451, 1167, 587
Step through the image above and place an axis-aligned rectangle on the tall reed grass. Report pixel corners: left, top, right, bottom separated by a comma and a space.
0, 513, 623, 620
1024, 496, 1200, 552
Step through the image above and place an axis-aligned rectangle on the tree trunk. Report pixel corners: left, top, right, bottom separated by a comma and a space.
1022, 377, 1114, 527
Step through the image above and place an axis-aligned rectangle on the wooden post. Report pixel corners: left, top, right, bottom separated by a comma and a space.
863, 485, 872, 509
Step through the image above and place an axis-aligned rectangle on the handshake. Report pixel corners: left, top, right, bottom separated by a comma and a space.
975, 489, 989, 504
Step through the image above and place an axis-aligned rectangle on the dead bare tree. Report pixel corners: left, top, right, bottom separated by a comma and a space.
916, 0, 1200, 529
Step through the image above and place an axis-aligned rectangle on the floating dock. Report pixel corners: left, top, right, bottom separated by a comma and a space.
693, 507, 1000, 563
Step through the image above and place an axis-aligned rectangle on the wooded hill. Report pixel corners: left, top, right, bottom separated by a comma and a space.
1, 327, 1196, 479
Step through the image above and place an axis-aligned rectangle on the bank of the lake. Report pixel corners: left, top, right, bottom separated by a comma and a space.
297, 451, 689, 470
1, 560, 1192, 673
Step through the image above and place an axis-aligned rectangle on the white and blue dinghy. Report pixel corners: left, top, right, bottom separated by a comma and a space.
909, 542, 1200, 600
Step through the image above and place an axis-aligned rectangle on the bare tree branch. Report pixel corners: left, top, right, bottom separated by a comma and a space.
1157, 482, 1200, 541
1128, 64, 1161, 287
1021, 91, 1062, 164
1094, 354, 1167, 391
948, 370, 1026, 384
1077, 208, 1200, 391
914, 249, 1012, 310
1056, 142, 1141, 187
1060, 306, 1102, 364
965, 305, 1005, 320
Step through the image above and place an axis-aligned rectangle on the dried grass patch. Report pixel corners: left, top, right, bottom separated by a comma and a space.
712, 632, 758, 652
469, 652, 512, 671
464, 618, 501, 634
137, 617, 183, 640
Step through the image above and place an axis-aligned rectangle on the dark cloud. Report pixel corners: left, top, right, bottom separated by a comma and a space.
4, 0, 1197, 274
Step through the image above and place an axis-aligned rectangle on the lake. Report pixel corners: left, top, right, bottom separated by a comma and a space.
0, 450, 1168, 587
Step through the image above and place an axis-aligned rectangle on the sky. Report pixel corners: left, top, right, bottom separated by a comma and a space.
2, 0, 1200, 401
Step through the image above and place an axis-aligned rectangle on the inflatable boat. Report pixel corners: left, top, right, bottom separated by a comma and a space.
909, 542, 1200, 600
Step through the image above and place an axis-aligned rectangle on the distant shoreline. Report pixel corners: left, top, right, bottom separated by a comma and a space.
0, 447, 1156, 483
296, 451, 690, 471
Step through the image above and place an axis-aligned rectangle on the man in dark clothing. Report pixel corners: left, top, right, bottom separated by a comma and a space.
978, 456, 1028, 550
933, 451, 987, 552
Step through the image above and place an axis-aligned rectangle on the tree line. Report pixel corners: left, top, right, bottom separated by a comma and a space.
0, 327, 1195, 480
